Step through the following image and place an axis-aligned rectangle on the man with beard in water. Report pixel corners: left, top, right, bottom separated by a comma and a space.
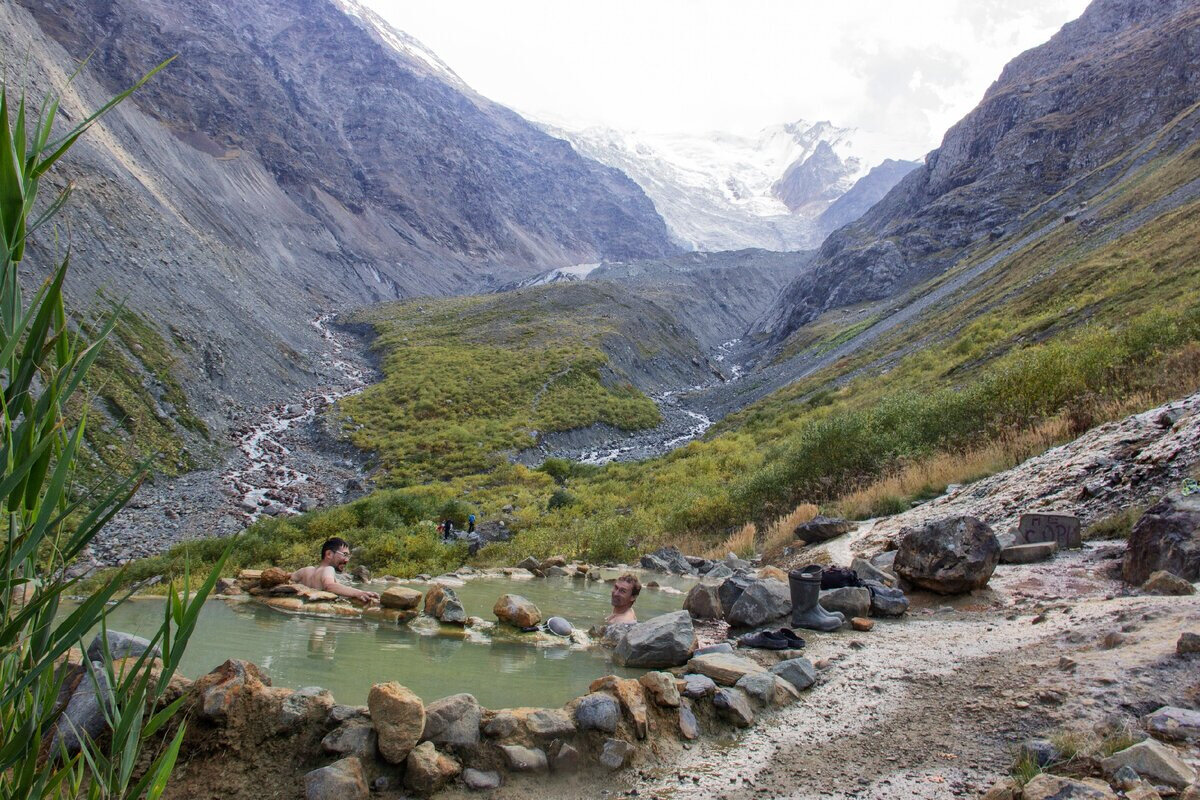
291, 537, 379, 603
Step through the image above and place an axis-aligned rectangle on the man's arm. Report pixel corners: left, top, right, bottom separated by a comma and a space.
317, 567, 379, 603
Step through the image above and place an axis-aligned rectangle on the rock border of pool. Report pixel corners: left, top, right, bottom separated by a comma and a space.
53, 556, 864, 798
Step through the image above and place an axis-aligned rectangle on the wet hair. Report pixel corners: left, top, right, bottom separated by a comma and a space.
320, 537, 350, 561
615, 573, 641, 598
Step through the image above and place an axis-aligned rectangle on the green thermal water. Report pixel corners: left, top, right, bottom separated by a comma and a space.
82, 572, 695, 709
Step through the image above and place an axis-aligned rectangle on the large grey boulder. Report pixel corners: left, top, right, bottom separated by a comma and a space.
322, 718, 377, 760
650, 547, 696, 575
86, 631, 160, 664
304, 757, 368, 800
683, 583, 723, 620
794, 515, 851, 542
422, 693, 481, 749
819, 587, 870, 620
717, 574, 753, 612
704, 562, 734, 580
639, 554, 670, 573
894, 516, 1001, 594
726, 579, 790, 628
1123, 492, 1200, 584
613, 610, 697, 668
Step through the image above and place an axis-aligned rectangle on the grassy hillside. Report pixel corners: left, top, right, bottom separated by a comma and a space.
119, 127, 1200, 584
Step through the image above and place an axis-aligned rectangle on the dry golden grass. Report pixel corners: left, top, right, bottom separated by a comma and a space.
702, 522, 757, 560
763, 503, 819, 551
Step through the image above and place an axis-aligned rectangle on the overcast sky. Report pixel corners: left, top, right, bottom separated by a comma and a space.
364, 0, 1091, 160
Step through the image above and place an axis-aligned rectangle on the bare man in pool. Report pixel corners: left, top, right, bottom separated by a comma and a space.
606, 573, 640, 625
291, 537, 379, 604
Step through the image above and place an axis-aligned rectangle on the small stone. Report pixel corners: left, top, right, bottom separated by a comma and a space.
380, 586, 422, 610
1058, 656, 1077, 671
598, 738, 635, 770
980, 777, 1019, 800
422, 693, 481, 749
678, 699, 699, 740
1102, 631, 1127, 649
1021, 774, 1116, 799
687, 652, 767, 685
321, 718, 376, 760
1101, 738, 1197, 788
462, 768, 501, 791
493, 594, 542, 627
404, 741, 461, 795
1142, 706, 1200, 741
680, 673, 717, 698
1178, 632, 1200, 654
574, 692, 620, 733
769, 658, 817, 691
549, 740, 581, 773
499, 744, 548, 773
851, 617, 874, 631
734, 672, 777, 707
712, 688, 754, 727
1019, 738, 1059, 767
1142, 571, 1196, 596
638, 671, 681, 707
1000, 542, 1058, 564
304, 757, 368, 800
819, 587, 871, 620
1111, 765, 1142, 791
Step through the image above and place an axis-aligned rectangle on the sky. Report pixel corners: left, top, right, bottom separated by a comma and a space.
364, 0, 1091, 160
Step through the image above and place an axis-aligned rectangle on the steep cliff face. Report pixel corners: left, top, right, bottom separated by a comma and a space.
758, 0, 1200, 342
3, 0, 676, 428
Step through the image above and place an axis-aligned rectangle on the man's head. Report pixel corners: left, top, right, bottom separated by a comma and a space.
611, 573, 641, 611
320, 537, 351, 572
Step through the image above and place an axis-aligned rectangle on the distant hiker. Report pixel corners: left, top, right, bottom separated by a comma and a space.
467, 514, 476, 533
437, 521, 445, 536
443, 519, 454, 540
606, 573, 640, 625
291, 537, 379, 604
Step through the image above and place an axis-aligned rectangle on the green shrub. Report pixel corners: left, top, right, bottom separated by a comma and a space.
547, 488, 578, 510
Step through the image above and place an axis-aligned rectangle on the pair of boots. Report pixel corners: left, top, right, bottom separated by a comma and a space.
788, 565, 844, 632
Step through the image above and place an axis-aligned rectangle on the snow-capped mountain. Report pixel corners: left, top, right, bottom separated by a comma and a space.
542, 120, 909, 252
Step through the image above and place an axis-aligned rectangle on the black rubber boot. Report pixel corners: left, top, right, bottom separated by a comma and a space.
788, 565, 845, 632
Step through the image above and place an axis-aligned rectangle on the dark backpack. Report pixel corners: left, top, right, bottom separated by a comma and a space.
820, 566, 862, 589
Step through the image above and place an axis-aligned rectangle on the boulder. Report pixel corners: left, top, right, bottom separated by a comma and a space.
322, 718, 377, 760
599, 738, 635, 770
1021, 775, 1116, 800
304, 757, 368, 800
422, 693, 481, 749
1142, 706, 1200, 741
818, 587, 870, 620
1142, 570, 1195, 595
680, 673, 717, 698
1123, 492, 1200, 584
522, 708, 576, 738
717, 574, 753, 616
493, 594, 542, 627
462, 768, 502, 790
404, 741, 461, 795
351, 565, 371, 583
726, 579, 790, 628
687, 652, 767, 686
770, 657, 817, 691
850, 557, 895, 586
1017, 513, 1082, 549
1101, 739, 1197, 788
215, 577, 242, 595
794, 515, 852, 542
1179, 632, 1200, 654
380, 586, 422, 610
543, 565, 569, 577
650, 546, 695, 575
640, 554, 669, 572
499, 744, 548, 772
863, 579, 909, 616
191, 659, 270, 722
368, 682, 426, 764
362, 606, 417, 624
613, 610, 696, 668
638, 672, 681, 707
573, 692, 620, 733
85, 631, 160, 664
423, 585, 466, 624
894, 516, 1001, 594
1000, 542, 1058, 564
705, 562, 735, 580
277, 686, 334, 732
542, 555, 567, 568
712, 688, 754, 727
683, 583, 723, 620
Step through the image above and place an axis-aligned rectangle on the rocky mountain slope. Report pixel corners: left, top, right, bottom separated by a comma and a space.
547, 121, 908, 252
3, 0, 676, 433
756, 0, 1200, 343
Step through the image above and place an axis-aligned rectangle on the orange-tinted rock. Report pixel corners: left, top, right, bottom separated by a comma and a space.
258, 567, 292, 588
589, 675, 649, 739
493, 594, 542, 627
851, 617, 875, 631
368, 682, 425, 764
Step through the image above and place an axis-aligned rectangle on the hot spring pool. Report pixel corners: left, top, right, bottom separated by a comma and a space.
85, 571, 697, 708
